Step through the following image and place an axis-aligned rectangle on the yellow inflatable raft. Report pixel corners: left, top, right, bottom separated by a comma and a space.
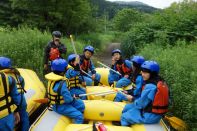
95, 67, 110, 86
86, 68, 133, 101
86, 86, 122, 101
29, 67, 168, 131
16, 68, 46, 116
30, 100, 167, 131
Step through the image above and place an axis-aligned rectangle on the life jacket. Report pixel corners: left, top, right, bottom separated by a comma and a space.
142, 81, 169, 114
0, 72, 17, 118
0, 69, 26, 94
115, 61, 132, 76
67, 65, 81, 89
80, 55, 91, 74
45, 72, 70, 105
49, 48, 60, 61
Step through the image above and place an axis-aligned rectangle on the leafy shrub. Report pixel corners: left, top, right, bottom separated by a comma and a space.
78, 32, 116, 51
78, 33, 102, 49
121, 23, 155, 57
139, 41, 197, 130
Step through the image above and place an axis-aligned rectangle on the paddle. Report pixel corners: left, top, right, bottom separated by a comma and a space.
94, 88, 131, 97
97, 61, 122, 76
33, 89, 120, 104
70, 35, 78, 55
70, 35, 105, 87
70, 34, 80, 65
164, 115, 187, 130
80, 69, 105, 86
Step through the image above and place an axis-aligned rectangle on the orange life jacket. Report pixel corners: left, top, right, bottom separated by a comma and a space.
49, 48, 60, 60
80, 55, 91, 74
142, 81, 169, 114
116, 63, 132, 76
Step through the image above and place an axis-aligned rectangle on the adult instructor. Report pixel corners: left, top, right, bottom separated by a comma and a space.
43, 31, 67, 75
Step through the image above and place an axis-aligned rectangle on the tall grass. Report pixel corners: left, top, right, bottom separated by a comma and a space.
77, 31, 117, 52
139, 41, 197, 130
0, 27, 85, 79
0, 27, 117, 79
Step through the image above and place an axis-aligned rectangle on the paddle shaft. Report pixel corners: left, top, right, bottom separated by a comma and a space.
70, 35, 77, 55
70, 35, 103, 85
94, 91, 116, 96
80, 69, 104, 86
97, 61, 122, 76
78, 90, 116, 97
94, 90, 127, 97
34, 90, 119, 103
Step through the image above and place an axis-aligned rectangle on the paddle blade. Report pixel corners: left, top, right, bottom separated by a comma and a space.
34, 98, 48, 104
165, 116, 187, 130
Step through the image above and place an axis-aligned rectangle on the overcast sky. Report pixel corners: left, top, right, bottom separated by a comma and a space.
107, 0, 183, 9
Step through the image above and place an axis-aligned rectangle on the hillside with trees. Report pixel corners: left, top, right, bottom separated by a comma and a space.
0, 0, 157, 34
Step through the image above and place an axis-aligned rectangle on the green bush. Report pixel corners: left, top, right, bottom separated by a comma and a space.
139, 41, 197, 130
77, 33, 102, 49
0, 26, 85, 79
121, 23, 155, 57
120, 1, 197, 58
78, 32, 116, 51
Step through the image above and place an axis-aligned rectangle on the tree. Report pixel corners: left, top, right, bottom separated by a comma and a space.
0, 0, 13, 26
121, 0, 197, 58
113, 8, 143, 32
1, 0, 93, 34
